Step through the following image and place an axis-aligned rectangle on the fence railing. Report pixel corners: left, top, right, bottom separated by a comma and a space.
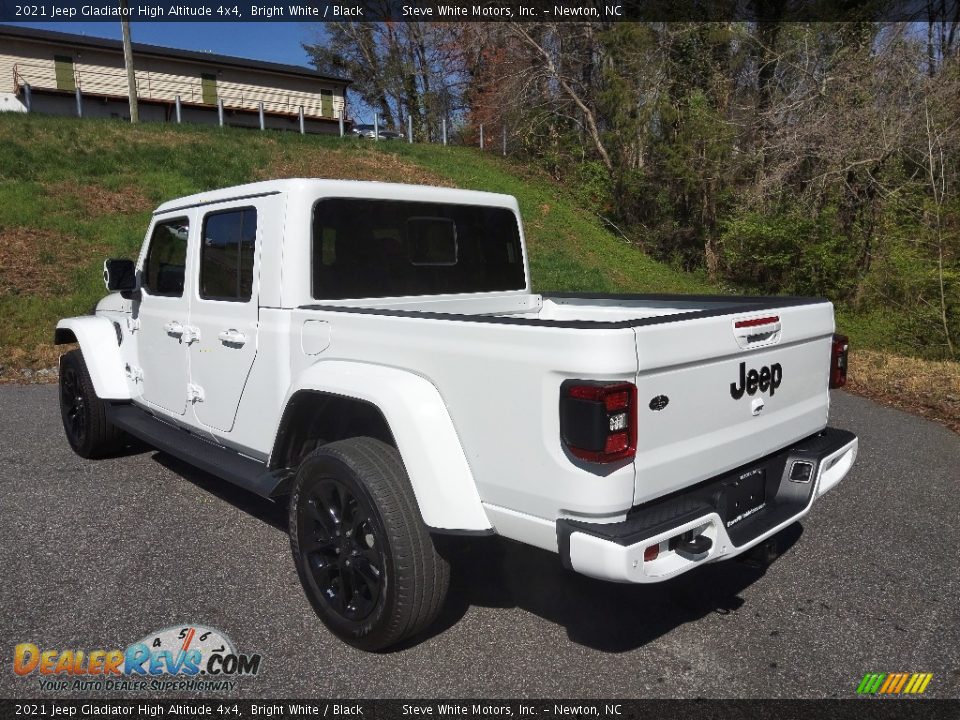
12, 62, 343, 120
11, 63, 512, 152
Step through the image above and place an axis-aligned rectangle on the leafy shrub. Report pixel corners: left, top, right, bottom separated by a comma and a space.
720, 209, 859, 298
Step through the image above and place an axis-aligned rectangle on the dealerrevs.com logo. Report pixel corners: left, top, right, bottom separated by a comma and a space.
13, 625, 262, 693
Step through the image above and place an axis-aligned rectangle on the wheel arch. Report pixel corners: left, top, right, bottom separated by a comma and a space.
271, 360, 491, 533
54, 316, 130, 400
270, 390, 396, 471
54, 327, 78, 344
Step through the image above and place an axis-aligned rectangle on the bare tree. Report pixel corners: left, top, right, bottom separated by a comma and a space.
923, 97, 956, 357
507, 23, 612, 171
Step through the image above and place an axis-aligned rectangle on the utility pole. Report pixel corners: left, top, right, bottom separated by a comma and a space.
120, 0, 139, 123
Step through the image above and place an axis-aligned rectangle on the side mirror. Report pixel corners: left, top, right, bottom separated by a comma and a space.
103, 258, 136, 292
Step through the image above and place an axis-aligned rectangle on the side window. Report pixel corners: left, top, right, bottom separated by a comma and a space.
201, 73, 218, 105
54, 55, 75, 92
320, 88, 333, 117
142, 219, 189, 297
200, 208, 257, 302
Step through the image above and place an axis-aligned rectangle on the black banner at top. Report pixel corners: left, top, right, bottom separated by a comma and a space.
0, 0, 956, 22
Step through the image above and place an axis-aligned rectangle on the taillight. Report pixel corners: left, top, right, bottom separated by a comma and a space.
560, 381, 637, 463
830, 334, 849, 389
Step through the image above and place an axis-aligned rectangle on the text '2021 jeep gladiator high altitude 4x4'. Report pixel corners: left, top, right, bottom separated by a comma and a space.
56, 180, 858, 650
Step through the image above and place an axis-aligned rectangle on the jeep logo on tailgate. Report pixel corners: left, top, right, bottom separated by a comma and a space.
730, 361, 782, 399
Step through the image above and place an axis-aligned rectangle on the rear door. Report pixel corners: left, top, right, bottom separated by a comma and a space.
187, 200, 264, 432
631, 302, 835, 505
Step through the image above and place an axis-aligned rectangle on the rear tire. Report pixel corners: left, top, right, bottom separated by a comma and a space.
58, 349, 124, 459
289, 437, 449, 651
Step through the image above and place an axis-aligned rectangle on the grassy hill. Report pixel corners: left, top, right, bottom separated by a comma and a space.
0, 113, 713, 372
0, 113, 956, 431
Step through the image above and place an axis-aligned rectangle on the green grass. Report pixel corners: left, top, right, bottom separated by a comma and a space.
4, 114, 951, 427
0, 112, 902, 370
376, 141, 716, 295
0, 113, 718, 370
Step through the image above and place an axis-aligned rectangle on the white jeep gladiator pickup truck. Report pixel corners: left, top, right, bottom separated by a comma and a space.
56, 179, 858, 650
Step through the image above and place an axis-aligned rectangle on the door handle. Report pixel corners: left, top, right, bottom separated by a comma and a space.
218, 329, 246, 346
181, 325, 201, 344
163, 321, 184, 337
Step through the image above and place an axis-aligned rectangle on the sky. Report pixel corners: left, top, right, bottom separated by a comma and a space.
8, 21, 324, 68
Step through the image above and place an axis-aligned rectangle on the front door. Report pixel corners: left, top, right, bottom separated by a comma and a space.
137, 214, 193, 415
187, 202, 262, 433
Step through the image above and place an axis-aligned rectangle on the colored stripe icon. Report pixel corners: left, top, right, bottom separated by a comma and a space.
857, 673, 933, 695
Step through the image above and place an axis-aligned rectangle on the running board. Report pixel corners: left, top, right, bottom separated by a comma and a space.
107, 403, 293, 499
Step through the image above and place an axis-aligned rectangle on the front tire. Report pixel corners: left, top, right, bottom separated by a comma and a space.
58, 349, 124, 459
289, 437, 449, 651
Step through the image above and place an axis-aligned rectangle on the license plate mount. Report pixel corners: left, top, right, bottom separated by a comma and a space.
723, 467, 767, 528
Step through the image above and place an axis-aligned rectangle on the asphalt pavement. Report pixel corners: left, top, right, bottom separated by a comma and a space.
1, 385, 958, 699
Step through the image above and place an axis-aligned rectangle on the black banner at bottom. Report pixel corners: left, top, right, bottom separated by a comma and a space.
2, 699, 960, 720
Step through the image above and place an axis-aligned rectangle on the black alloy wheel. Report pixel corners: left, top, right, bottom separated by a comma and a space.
289, 437, 449, 651
60, 363, 87, 448
58, 349, 124, 459
298, 477, 385, 622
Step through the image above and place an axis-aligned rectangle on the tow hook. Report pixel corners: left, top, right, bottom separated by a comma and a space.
675, 532, 712, 555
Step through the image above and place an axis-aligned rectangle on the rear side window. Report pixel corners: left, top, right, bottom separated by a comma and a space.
143, 218, 189, 297
200, 207, 257, 301
311, 199, 525, 300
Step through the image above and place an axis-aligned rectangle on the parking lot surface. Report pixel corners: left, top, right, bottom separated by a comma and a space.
1, 386, 958, 698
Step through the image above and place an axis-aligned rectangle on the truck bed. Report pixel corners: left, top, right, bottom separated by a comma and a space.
287, 291, 834, 533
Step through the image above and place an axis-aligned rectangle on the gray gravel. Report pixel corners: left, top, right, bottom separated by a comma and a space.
1, 385, 958, 699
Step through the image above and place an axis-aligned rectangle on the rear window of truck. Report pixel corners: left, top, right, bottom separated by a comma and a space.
311, 198, 525, 299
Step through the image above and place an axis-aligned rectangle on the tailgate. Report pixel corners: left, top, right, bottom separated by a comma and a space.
632, 301, 834, 505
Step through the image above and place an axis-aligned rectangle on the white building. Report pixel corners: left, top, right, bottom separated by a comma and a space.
0, 25, 352, 134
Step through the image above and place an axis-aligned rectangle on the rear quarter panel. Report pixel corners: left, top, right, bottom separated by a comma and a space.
276, 309, 641, 526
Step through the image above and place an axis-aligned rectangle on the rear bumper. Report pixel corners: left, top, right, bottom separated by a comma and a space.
557, 427, 857, 583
